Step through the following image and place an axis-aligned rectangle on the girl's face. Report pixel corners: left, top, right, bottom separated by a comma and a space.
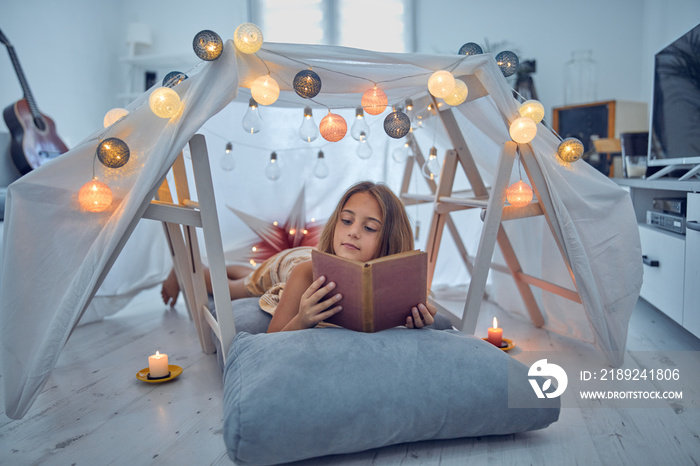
333, 191, 383, 262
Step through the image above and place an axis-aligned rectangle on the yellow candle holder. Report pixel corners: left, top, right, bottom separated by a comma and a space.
136, 365, 183, 383
482, 337, 516, 352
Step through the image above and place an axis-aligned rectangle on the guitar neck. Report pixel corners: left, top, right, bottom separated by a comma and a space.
2, 33, 44, 123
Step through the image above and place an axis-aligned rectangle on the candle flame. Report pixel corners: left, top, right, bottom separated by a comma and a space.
492, 317, 498, 328
155, 351, 161, 358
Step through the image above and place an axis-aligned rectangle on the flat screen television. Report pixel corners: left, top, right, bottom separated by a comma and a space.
647, 22, 700, 177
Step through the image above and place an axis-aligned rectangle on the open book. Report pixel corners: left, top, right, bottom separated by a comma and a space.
311, 249, 428, 332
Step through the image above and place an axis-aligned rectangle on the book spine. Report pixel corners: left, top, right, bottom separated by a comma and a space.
362, 264, 373, 332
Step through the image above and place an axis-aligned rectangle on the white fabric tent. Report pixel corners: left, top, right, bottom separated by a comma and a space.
0, 39, 642, 419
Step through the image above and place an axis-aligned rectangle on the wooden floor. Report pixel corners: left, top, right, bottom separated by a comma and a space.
1, 286, 699, 465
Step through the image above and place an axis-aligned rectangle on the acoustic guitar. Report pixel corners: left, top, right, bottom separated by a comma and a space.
1, 29, 68, 175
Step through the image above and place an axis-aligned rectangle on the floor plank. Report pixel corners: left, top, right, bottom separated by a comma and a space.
1, 286, 699, 465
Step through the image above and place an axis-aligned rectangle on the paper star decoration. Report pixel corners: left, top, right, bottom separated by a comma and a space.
226, 187, 324, 265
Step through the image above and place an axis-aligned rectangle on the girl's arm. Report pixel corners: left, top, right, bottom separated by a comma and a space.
267, 260, 343, 333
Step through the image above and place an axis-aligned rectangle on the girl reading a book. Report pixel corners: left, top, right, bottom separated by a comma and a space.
160, 181, 436, 332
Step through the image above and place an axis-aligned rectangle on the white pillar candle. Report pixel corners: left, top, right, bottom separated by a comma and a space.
148, 351, 169, 378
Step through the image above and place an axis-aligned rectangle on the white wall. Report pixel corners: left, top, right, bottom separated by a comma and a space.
1, 1, 698, 152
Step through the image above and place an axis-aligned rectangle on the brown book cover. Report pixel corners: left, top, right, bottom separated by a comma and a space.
311, 249, 428, 332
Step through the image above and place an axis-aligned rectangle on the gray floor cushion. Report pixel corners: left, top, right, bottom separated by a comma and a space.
222, 327, 561, 465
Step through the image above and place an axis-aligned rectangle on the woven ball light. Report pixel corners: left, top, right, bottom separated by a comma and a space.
557, 137, 584, 163
428, 70, 455, 98
251, 75, 280, 106
293, 69, 322, 99
383, 110, 411, 139
96, 137, 130, 169
506, 180, 533, 207
361, 86, 388, 115
509, 117, 537, 144
193, 30, 223, 61
319, 112, 347, 142
234, 23, 263, 54
79, 179, 113, 212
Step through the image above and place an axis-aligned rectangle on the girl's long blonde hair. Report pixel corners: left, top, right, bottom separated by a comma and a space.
317, 181, 414, 259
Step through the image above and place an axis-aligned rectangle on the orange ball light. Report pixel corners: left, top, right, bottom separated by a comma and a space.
506, 180, 533, 207
79, 179, 113, 212
319, 112, 347, 142
361, 86, 388, 115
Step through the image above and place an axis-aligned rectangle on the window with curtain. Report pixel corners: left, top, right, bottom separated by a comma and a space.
253, 0, 413, 52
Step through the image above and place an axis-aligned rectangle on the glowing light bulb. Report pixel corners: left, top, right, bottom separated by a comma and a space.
518, 100, 545, 123
351, 107, 370, 141
299, 107, 319, 142
265, 152, 281, 181
293, 69, 322, 99
79, 179, 113, 212
234, 23, 263, 54
313, 150, 329, 179
422, 147, 441, 180
220, 142, 235, 171
361, 86, 388, 115
496, 51, 519, 77
557, 137, 584, 163
392, 141, 413, 163
319, 111, 347, 142
428, 70, 455, 98
251, 74, 279, 106
458, 42, 483, 56
103, 108, 128, 128
96, 137, 130, 168
242, 98, 263, 134
162, 71, 187, 88
357, 132, 372, 159
383, 109, 411, 139
509, 117, 537, 144
149, 87, 181, 119
193, 30, 223, 61
405, 99, 414, 112
506, 180, 533, 207
443, 79, 469, 106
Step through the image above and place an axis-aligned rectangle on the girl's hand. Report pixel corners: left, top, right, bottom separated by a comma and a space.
296, 276, 343, 328
405, 302, 437, 329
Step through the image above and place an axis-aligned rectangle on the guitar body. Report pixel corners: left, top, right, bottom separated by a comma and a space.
3, 99, 68, 175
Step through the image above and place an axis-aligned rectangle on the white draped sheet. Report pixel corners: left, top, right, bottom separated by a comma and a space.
0, 40, 642, 419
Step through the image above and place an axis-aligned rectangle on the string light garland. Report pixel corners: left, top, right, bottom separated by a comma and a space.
495, 51, 519, 77
458, 42, 483, 56
193, 30, 223, 61
234, 23, 263, 54
313, 150, 329, 178
557, 137, 584, 163
422, 146, 441, 180
293, 69, 322, 99
428, 70, 455, 98
96, 137, 130, 169
242, 98, 263, 133
251, 74, 280, 105
518, 100, 545, 123
442, 79, 469, 106
383, 109, 411, 139
299, 106, 319, 142
162, 71, 187, 88
103, 108, 128, 128
79, 179, 113, 212
506, 180, 533, 207
319, 111, 347, 142
350, 107, 370, 141
265, 152, 281, 180
509, 117, 537, 144
361, 86, 388, 115
149, 87, 182, 118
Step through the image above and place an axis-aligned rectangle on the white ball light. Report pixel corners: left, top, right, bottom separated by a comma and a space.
428, 70, 456, 98
251, 75, 280, 106
509, 117, 537, 144
234, 23, 263, 54
103, 108, 128, 128
149, 87, 181, 118
442, 79, 469, 106
518, 100, 545, 124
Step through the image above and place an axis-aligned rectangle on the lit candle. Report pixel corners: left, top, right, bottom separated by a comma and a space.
487, 317, 503, 347
148, 351, 169, 378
